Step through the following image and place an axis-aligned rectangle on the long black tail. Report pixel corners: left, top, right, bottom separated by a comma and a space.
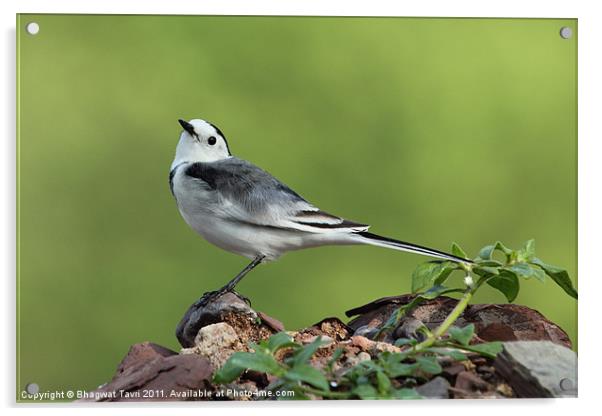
354, 231, 473, 264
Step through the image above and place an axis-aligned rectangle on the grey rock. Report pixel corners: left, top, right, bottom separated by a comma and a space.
393, 316, 427, 342
352, 325, 378, 339
416, 376, 451, 399
494, 341, 577, 398
176, 292, 257, 348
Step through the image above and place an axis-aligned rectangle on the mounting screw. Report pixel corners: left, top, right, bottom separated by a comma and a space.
25, 383, 39, 394
26, 22, 40, 35
559, 27, 572, 40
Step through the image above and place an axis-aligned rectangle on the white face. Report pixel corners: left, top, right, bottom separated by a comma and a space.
171, 119, 231, 168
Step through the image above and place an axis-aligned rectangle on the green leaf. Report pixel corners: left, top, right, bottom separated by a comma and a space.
394, 338, 418, 347
478, 245, 495, 260
422, 284, 463, 299
412, 261, 459, 293
293, 336, 328, 366
432, 263, 456, 287
228, 351, 284, 376
352, 383, 378, 399
451, 242, 468, 259
473, 265, 500, 277
392, 388, 422, 400
378, 286, 463, 337
267, 332, 298, 353
411, 262, 440, 293
530, 258, 578, 299
386, 362, 418, 378
494, 241, 513, 255
475, 259, 504, 267
478, 241, 512, 260
376, 370, 391, 395
486, 271, 520, 302
379, 353, 418, 377
507, 263, 538, 279
416, 356, 442, 374
378, 350, 409, 365
459, 342, 503, 359
518, 239, 536, 261
285, 363, 330, 391
247, 340, 269, 355
213, 358, 247, 384
448, 324, 475, 346
530, 266, 547, 283
506, 263, 547, 282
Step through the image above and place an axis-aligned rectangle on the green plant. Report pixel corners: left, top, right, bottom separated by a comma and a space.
214, 333, 341, 399
383, 239, 577, 351
213, 332, 426, 399
213, 239, 577, 400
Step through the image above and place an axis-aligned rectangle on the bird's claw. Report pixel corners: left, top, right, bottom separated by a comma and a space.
193, 288, 251, 308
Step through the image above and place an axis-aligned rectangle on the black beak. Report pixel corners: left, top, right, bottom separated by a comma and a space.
178, 119, 196, 136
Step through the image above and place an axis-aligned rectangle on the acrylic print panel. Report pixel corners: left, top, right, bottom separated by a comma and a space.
17, 15, 577, 401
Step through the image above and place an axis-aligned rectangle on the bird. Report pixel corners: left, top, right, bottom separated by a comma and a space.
170, 118, 471, 304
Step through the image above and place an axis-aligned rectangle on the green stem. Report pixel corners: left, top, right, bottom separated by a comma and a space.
414, 286, 475, 351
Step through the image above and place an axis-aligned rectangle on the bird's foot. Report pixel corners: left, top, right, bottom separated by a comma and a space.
232, 290, 252, 306
193, 287, 251, 308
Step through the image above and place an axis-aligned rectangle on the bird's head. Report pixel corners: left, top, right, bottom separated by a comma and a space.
172, 119, 231, 167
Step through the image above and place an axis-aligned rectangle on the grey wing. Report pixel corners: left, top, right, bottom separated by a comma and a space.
185, 158, 370, 233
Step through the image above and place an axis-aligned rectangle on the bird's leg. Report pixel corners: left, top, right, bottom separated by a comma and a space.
223, 255, 265, 292
194, 255, 265, 307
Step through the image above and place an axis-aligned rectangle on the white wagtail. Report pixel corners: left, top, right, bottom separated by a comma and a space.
170, 119, 471, 302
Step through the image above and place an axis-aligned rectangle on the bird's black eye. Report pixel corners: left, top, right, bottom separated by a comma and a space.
208, 136, 217, 146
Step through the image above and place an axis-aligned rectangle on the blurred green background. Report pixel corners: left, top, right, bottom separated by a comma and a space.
17, 15, 577, 399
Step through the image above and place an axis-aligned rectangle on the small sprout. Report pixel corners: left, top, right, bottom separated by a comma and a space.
463, 274, 474, 288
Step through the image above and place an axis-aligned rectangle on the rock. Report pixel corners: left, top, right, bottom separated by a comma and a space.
344, 351, 372, 367
176, 292, 276, 348
345, 295, 415, 329
80, 342, 214, 401
257, 311, 285, 332
349, 335, 373, 351
346, 296, 572, 348
357, 352, 371, 362
494, 341, 577, 398
349, 335, 401, 354
299, 317, 352, 342
466, 305, 572, 348
496, 382, 514, 397
352, 325, 378, 339
86, 292, 575, 402
393, 317, 428, 341
115, 342, 177, 374
442, 362, 466, 378
416, 376, 451, 399
182, 322, 243, 369
454, 370, 490, 392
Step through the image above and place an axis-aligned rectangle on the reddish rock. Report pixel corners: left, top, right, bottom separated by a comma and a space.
346, 296, 572, 348
455, 371, 490, 392
80, 342, 214, 402
116, 342, 177, 375
466, 304, 571, 348
258, 311, 285, 333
